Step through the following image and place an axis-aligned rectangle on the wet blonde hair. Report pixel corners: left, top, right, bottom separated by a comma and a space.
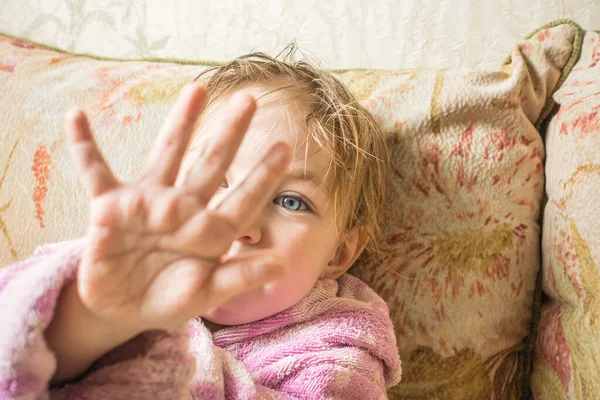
194, 45, 390, 267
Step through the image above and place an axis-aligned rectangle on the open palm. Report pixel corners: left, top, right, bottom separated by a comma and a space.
65, 84, 291, 332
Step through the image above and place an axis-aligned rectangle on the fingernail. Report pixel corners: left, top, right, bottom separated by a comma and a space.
181, 83, 202, 100
262, 265, 287, 285
263, 281, 279, 294
265, 255, 288, 277
65, 108, 83, 122
230, 91, 255, 110
268, 143, 290, 165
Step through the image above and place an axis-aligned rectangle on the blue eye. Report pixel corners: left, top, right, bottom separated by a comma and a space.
275, 195, 309, 212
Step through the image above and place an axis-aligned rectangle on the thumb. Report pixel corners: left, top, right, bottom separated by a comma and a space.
206, 251, 288, 305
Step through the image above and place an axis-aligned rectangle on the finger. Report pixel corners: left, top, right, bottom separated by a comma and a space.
203, 251, 288, 306
138, 251, 287, 327
162, 210, 240, 259
137, 254, 213, 326
182, 91, 257, 204
168, 142, 290, 258
64, 109, 119, 197
142, 84, 207, 186
212, 142, 291, 231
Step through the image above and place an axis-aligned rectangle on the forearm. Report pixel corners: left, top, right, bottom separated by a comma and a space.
44, 280, 139, 385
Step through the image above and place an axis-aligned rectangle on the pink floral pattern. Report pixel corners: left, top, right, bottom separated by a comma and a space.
531, 30, 600, 400
31, 144, 51, 228
342, 22, 577, 398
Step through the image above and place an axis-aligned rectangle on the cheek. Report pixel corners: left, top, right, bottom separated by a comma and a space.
270, 221, 335, 279
273, 221, 326, 257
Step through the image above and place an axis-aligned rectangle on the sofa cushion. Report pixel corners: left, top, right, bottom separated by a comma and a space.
342, 20, 582, 398
530, 29, 600, 400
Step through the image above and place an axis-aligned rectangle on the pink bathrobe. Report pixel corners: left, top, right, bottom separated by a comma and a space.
0, 239, 401, 399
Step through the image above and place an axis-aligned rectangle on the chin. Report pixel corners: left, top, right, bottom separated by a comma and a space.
204, 283, 306, 326
204, 284, 295, 326
203, 296, 282, 326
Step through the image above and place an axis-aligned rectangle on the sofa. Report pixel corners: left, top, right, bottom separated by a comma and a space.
0, 3, 599, 399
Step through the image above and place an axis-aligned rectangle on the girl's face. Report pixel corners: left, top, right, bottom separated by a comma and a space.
176, 86, 361, 327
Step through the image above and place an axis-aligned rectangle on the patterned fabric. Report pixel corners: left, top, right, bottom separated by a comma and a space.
341, 22, 582, 398
530, 30, 600, 400
0, 20, 583, 399
0, 241, 401, 399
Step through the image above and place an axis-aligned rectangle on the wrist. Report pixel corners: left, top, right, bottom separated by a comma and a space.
45, 280, 142, 383
73, 278, 146, 340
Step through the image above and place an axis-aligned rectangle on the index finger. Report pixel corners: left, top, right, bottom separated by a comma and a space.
181, 91, 257, 204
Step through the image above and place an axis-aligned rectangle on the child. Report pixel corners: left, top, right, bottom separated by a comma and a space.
0, 49, 401, 399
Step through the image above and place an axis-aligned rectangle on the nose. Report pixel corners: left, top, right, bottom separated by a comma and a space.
235, 221, 262, 245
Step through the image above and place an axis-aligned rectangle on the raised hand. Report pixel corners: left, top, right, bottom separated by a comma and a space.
65, 84, 291, 334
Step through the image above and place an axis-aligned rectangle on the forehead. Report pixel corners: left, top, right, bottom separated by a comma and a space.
194, 85, 332, 182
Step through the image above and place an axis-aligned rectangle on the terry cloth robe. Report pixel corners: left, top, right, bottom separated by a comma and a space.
0, 239, 401, 399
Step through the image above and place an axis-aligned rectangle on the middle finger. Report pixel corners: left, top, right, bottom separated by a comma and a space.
182, 91, 257, 204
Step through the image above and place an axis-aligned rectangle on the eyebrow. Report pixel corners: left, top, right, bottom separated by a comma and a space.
284, 166, 324, 186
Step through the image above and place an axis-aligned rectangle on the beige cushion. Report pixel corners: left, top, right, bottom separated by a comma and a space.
530, 29, 600, 400
343, 21, 581, 398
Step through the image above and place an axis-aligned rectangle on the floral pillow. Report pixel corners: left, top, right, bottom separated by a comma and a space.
343, 20, 582, 398
0, 20, 584, 399
530, 29, 600, 400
